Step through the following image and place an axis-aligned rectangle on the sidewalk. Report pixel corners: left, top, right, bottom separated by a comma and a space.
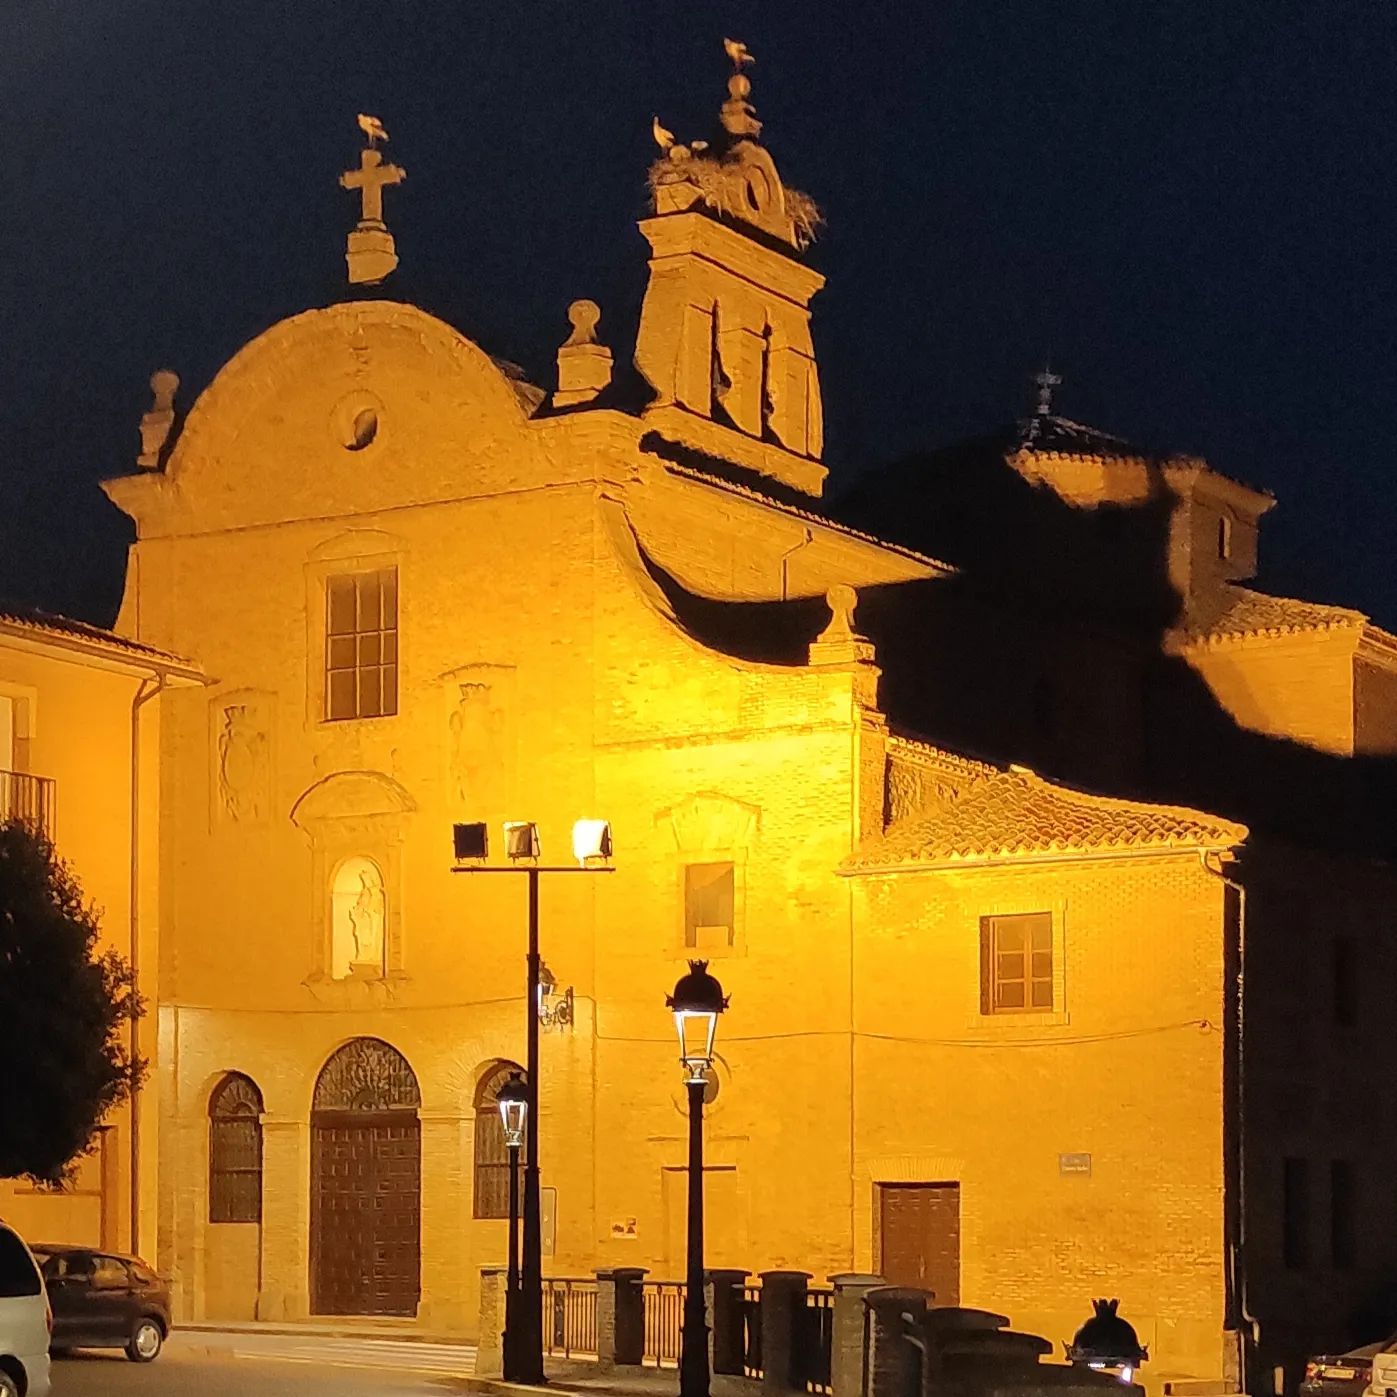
180, 1317, 478, 1347
464, 1359, 760, 1397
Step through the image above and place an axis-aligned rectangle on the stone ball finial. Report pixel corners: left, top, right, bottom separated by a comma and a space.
149, 369, 179, 412
728, 73, 752, 99
565, 299, 602, 347
827, 584, 858, 627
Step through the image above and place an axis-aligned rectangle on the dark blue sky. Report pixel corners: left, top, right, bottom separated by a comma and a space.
2, 0, 1393, 624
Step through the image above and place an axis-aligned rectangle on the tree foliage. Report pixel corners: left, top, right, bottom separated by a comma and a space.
0, 819, 144, 1183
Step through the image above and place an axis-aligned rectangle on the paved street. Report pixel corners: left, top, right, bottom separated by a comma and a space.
49, 1330, 479, 1395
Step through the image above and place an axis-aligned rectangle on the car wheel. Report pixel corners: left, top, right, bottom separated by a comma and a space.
126, 1317, 163, 1362
0, 1369, 19, 1397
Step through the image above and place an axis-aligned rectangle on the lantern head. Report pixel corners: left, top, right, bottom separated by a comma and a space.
666, 960, 729, 1083
495, 1070, 528, 1150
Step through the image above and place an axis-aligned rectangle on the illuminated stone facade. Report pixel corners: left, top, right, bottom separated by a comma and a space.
83, 53, 1397, 1397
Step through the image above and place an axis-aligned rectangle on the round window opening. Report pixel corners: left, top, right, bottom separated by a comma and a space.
346, 408, 378, 451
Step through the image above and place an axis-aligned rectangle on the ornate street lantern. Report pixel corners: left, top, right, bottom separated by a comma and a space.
667, 960, 729, 1083
495, 1071, 528, 1150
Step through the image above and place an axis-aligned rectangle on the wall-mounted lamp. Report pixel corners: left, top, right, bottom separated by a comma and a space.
538, 959, 574, 1029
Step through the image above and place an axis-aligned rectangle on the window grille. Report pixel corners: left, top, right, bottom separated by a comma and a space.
209, 1072, 264, 1224
326, 568, 398, 721
980, 913, 1053, 1013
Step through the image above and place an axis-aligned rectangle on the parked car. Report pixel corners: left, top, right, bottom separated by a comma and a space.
29, 1244, 170, 1362
1300, 1338, 1394, 1397
0, 1222, 51, 1396
1367, 1342, 1397, 1397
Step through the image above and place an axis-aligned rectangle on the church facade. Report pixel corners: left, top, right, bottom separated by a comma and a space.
73, 47, 1397, 1397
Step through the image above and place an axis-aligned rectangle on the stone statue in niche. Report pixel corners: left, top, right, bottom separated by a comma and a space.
218, 704, 269, 823
331, 856, 386, 979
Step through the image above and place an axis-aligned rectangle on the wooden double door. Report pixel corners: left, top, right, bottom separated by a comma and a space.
310, 1109, 421, 1316
878, 1182, 960, 1304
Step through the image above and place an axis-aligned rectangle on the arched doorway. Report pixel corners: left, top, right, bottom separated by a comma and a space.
310, 1038, 421, 1316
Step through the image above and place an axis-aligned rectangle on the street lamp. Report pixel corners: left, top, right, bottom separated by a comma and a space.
451, 818, 614, 1385
666, 961, 729, 1397
496, 1071, 528, 1380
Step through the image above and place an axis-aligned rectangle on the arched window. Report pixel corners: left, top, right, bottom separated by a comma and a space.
209, 1073, 264, 1224
473, 1061, 524, 1220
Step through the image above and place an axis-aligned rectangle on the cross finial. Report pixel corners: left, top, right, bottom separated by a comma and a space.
339, 118, 406, 286
1034, 364, 1062, 417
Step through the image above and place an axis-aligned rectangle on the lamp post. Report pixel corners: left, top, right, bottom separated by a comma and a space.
496, 1070, 528, 1380
452, 818, 614, 1385
667, 960, 729, 1397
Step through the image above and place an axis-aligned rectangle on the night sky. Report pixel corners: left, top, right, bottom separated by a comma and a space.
3, 1, 1394, 625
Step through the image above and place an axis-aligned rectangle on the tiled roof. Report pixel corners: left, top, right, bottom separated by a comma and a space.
1181, 587, 1366, 644
845, 761, 1246, 871
0, 606, 198, 669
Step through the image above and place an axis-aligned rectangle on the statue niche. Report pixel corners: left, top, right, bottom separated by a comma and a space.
331, 856, 386, 980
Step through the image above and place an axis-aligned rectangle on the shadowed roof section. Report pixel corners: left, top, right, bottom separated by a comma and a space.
0, 605, 199, 671
1179, 586, 1368, 644
844, 758, 1247, 871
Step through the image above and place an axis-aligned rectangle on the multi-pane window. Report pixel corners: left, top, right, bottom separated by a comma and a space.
474, 1061, 524, 1220
209, 1073, 264, 1224
326, 568, 398, 721
685, 862, 735, 948
980, 913, 1053, 1014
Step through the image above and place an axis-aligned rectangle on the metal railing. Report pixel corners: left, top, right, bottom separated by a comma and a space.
0, 771, 54, 837
743, 1284, 764, 1380
799, 1287, 834, 1394
543, 1278, 598, 1358
643, 1281, 685, 1368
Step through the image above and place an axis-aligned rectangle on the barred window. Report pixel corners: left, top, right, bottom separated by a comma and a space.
209, 1072, 264, 1224
326, 568, 398, 721
474, 1061, 524, 1220
980, 913, 1053, 1014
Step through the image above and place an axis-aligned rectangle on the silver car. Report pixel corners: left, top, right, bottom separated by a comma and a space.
0, 1222, 50, 1396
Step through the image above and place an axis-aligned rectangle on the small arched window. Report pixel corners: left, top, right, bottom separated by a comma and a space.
209, 1073, 264, 1224
473, 1061, 524, 1220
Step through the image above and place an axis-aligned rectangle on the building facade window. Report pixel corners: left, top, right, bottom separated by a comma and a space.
473, 1061, 524, 1220
326, 568, 398, 721
980, 912, 1053, 1013
1283, 1156, 1311, 1269
1331, 1159, 1356, 1268
209, 1073, 264, 1224
685, 862, 735, 948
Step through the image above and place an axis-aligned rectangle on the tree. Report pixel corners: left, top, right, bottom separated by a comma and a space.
0, 819, 144, 1183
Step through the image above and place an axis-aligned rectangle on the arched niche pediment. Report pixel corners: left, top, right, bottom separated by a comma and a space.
656, 791, 761, 852
309, 527, 406, 564
291, 770, 417, 829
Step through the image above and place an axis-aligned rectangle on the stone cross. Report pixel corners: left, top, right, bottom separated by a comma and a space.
1034, 365, 1061, 417
340, 148, 405, 229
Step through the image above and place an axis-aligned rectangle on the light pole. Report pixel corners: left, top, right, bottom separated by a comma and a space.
496, 1070, 528, 1381
452, 818, 614, 1385
666, 960, 729, 1397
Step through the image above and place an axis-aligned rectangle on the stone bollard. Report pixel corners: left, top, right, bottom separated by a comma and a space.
863, 1287, 931, 1397
828, 1274, 885, 1397
708, 1269, 750, 1376
476, 1267, 508, 1379
596, 1267, 648, 1369
760, 1271, 812, 1396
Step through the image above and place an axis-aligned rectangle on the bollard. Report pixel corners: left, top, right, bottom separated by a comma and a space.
596, 1267, 648, 1368
708, 1269, 751, 1376
862, 1287, 931, 1397
476, 1267, 508, 1378
828, 1274, 884, 1397
760, 1271, 813, 1395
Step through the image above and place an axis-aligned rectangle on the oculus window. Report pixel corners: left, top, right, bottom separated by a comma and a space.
685, 862, 735, 948
980, 912, 1053, 1013
326, 568, 398, 721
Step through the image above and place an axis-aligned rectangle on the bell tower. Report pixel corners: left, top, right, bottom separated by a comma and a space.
635, 43, 827, 496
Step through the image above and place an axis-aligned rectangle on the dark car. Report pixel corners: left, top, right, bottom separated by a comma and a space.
1301, 1338, 1394, 1397
28, 1246, 170, 1363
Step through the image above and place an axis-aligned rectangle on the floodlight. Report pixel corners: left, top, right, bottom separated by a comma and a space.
453, 822, 488, 860
572, 819, 613, 865
504, 821, 541, 860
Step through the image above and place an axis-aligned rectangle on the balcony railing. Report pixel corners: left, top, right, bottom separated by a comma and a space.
0, 770, 54, 837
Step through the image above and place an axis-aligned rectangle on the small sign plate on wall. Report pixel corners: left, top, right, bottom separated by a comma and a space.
1059, 1153, 1092, 1176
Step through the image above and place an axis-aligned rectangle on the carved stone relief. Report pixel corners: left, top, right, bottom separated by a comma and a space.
211, 691, 273, 826
442, 664, 516, 815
